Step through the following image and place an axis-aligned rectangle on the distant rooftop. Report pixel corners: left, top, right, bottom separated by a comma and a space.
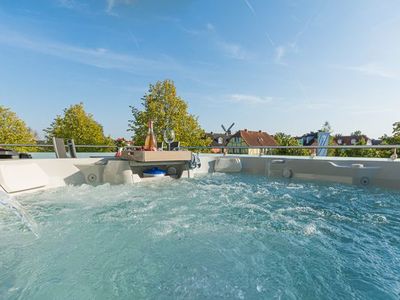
232, 129, 277, 147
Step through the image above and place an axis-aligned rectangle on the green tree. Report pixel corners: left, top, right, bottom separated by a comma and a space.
338, 130, 379, 158
0, 106, 37, 152
350, 130, 362, 137
273, 132, 308, 156
379, 122, 400, 158
332, 134, 346, 157
44, 103, 114, 152
321, 121, 332, 133
393, 122, 400, 137
389, 121, 400, 145
128, 79, 211, 148
381, 122, 400, 145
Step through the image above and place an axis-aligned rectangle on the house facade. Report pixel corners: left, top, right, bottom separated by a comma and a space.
205, 132, 232, 153
226, 129, 277, 155
334, 135, 372, 146
297, 132, 319, 146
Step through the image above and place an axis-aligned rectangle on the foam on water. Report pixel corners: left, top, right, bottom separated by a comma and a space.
1, 173, 400, 299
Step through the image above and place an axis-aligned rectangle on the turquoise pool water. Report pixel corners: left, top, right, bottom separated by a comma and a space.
1, 174, 399, 299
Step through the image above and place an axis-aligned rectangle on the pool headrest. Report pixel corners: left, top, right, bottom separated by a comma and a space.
0, 163, 49, 193
215, 157, 242, 173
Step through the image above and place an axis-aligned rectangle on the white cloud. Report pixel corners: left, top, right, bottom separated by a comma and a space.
0, 27, 179, 74
106, 0, 136, 14
275, 46, 287, 65
176, 21, 251, 61
57, 0, 86, 11
106, 0, 116, 11
58, 0, 75, 8
218, 41, 251, 60
333, 63, 399, 80
176, 22, 214, 37
179, 26, 204, 36
177, 22, 251, 61
265, 31, 275, 47
206, 23, 215, 31
272, 11, 319, 65
243, 0, 256, 15
228, 94, 274, 105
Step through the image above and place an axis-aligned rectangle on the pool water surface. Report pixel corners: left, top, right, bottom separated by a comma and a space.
1, 174, 399, 299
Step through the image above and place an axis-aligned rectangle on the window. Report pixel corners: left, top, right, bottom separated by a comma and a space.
351, 138, 356, 145
337, 139, 342, 145
217, 137, 223, 144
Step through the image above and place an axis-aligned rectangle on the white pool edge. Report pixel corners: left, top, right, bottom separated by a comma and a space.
0, 154, 399, 196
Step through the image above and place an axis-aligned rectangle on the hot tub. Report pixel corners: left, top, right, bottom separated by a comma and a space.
1, 173, 399, 299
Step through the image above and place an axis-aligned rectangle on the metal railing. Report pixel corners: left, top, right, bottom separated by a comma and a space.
1, 143, 400, 150
1, 143, 399, 159
181, 145, 400, 150
181, 145, 399, 160
0, 144, 117, 149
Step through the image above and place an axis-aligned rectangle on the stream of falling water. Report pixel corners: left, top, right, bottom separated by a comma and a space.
0, 190, 39, 237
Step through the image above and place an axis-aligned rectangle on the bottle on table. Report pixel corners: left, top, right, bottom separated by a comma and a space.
144, 120, 157, 151
115, 147, 123, 157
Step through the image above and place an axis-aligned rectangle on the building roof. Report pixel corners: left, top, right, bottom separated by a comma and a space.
297, 132, 319, 146
232, 129, 277, 146
334, 135, 370, 145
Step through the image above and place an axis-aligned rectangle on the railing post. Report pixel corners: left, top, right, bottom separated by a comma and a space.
391, 148, 398, 160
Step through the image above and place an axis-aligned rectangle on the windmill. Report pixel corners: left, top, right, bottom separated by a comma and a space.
221, 122, 235, 135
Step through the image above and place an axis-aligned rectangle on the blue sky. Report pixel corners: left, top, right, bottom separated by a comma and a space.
0, 0, 399, 139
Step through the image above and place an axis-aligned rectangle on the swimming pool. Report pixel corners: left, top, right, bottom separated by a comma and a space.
1, 173, 399, 299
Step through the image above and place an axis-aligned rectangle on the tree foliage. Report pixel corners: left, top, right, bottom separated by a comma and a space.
380, 123, 400, 145
393, 122, 400, 136
44, 103, 114, 152
0, 106, 36, 152
273, 132, 308, 156
128, 79, 211, 147
333, 130, 381, 158
377, 122, 400, 158
321, 121, 332, 133
390, 121, 400, 142
350, 130, 362, 136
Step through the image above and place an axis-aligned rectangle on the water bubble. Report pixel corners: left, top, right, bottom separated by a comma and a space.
372, 214, 388, 223
304, 223, 317, 235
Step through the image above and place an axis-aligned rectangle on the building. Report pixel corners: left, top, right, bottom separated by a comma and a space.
297, 132, 319, 146
334, 135, 372, 146
205, 132, 232, 153
226, 129, 277, 155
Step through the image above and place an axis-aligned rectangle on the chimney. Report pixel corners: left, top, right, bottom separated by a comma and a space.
258, 130, 262, 133
244, 129, 247, 132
